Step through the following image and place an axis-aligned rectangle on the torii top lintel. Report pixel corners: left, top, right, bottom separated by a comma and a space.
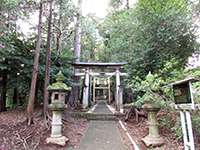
71, 62, 127, 69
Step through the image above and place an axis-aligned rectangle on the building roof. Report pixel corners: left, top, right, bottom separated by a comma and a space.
171, 77, 199, 86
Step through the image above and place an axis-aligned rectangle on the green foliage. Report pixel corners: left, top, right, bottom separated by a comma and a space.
0, 30, 73, 104
0, 33, 35, 97
172, 116, 183, 140
81, 15, 103, 62
0, 0, 21, 9
171, 112, 200, 139
0, 0, 76, 107
158, 58, 185, 81
48, 71, 71, 91
134, 72, 168, 108
109, 0, 123, 9
53, 0, 76, 51
158, 115, 174, 129
192, 112, 200, 135
99, 0, 198, 80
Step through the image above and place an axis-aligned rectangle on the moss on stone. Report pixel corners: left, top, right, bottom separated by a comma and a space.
48, 70, 71, 91
48, 102, 66, 110
48, 82, 71, 91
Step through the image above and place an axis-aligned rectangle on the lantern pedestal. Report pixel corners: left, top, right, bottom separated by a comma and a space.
46, 103, 68, 146
142, 104, 164, 147
46, 136, 68, 146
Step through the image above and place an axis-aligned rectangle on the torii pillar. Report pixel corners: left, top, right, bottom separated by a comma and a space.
83, 68, 90, 109
115, 68, 122, 111
108, 78, 111, 104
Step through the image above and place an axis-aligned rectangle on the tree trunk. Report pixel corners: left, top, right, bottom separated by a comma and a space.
69, 76, 80, 108
35, 81, 39, 107
43, 0, 53, 118
26, 1, 43, 125
0, 70, 7, 112
56, 29, 61, 53
56, 0, 62, 54
54, 0, 62, 69
13, 87, 18, 106
68, 0, 82, 108
126, 0, 129, 9
74, 0, 82, 62
0, 77, 2, 111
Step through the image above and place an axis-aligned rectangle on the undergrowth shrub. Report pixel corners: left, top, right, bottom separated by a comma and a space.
172, 116, 183, 140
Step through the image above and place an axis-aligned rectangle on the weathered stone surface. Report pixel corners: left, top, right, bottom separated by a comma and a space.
46, 136, 69, 146
142, 135, 164, 147
46, 70, 70, 147
142, 104, 164, 147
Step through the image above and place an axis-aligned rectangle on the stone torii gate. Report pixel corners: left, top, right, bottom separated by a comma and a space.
71, 62, 127, 111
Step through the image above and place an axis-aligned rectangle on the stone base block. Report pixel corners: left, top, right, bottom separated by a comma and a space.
142, 135, 164, 147
46, 136, 69, 146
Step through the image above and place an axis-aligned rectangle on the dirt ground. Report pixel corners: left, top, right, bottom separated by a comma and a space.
122, 110, 200, 150
1, 108, 200, 150
124, 119, 183, 150
118, 123, 133, 150
0, 108, 88, 150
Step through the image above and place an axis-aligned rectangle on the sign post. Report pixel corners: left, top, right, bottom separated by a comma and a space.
172, 77, 198, 150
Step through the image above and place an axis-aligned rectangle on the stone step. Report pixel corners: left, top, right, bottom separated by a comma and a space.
88, 113, 117, 121
70, 112, 124, 121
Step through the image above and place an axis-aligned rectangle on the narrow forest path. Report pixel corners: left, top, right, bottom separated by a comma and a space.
76, 101, 127, 150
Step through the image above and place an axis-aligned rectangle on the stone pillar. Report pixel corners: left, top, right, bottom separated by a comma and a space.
51, 110, 62, 137
115, 68, 120, 111
83, 68, 89, 109
108, 78, 111, 104
93, 77, 96, 103
142, 104, 164, 147
119, 86, 123, 113
46, 103, 68, 146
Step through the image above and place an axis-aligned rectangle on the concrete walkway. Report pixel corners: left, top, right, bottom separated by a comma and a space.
77, 101, 126, 150
93, 100, 112, 114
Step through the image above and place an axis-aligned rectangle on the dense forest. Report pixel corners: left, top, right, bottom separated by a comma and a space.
0, 0, 200, 149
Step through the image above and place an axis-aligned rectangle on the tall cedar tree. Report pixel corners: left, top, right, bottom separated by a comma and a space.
126, 0, 129, 9
56, 0, 62, 54
0, 69, 7, 112
43, 0, 53, 118
69, 0, 82, 107
27, 1, 43, 125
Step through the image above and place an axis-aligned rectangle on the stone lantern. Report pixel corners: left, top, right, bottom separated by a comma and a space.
142, 104, 164, 147
46, 71, 71, 146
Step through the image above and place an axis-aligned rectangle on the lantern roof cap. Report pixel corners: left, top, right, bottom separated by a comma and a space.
48, 71, 71, 91
171, 77, 199, 86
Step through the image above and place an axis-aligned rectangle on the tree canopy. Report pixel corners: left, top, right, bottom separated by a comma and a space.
98, 0, 199, 79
